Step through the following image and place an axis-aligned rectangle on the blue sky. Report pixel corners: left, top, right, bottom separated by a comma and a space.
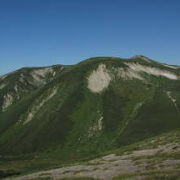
0, 0, 180, 75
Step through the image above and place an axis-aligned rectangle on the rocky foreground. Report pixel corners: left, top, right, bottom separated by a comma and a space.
5, 130, 180, 180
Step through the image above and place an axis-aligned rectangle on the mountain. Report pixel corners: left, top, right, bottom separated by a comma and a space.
0, 56, 180, 179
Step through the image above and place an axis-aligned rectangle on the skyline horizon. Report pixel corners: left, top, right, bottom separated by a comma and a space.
1, 54, 179, 76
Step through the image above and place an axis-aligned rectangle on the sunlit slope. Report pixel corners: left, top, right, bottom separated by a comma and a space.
0, 56, 179, 160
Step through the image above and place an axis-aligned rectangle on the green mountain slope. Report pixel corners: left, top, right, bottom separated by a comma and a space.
0, 56, 179, 176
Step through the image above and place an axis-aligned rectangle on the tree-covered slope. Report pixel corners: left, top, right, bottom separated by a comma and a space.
0, 56, 179, 167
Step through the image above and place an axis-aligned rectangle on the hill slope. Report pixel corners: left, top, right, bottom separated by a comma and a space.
4, 129, 180, 180
0, 56, 180, 177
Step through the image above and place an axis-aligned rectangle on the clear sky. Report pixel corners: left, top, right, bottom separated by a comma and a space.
0, 0, 180, 75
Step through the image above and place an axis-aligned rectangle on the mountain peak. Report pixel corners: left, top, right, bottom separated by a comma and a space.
131, 55, 153, 62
